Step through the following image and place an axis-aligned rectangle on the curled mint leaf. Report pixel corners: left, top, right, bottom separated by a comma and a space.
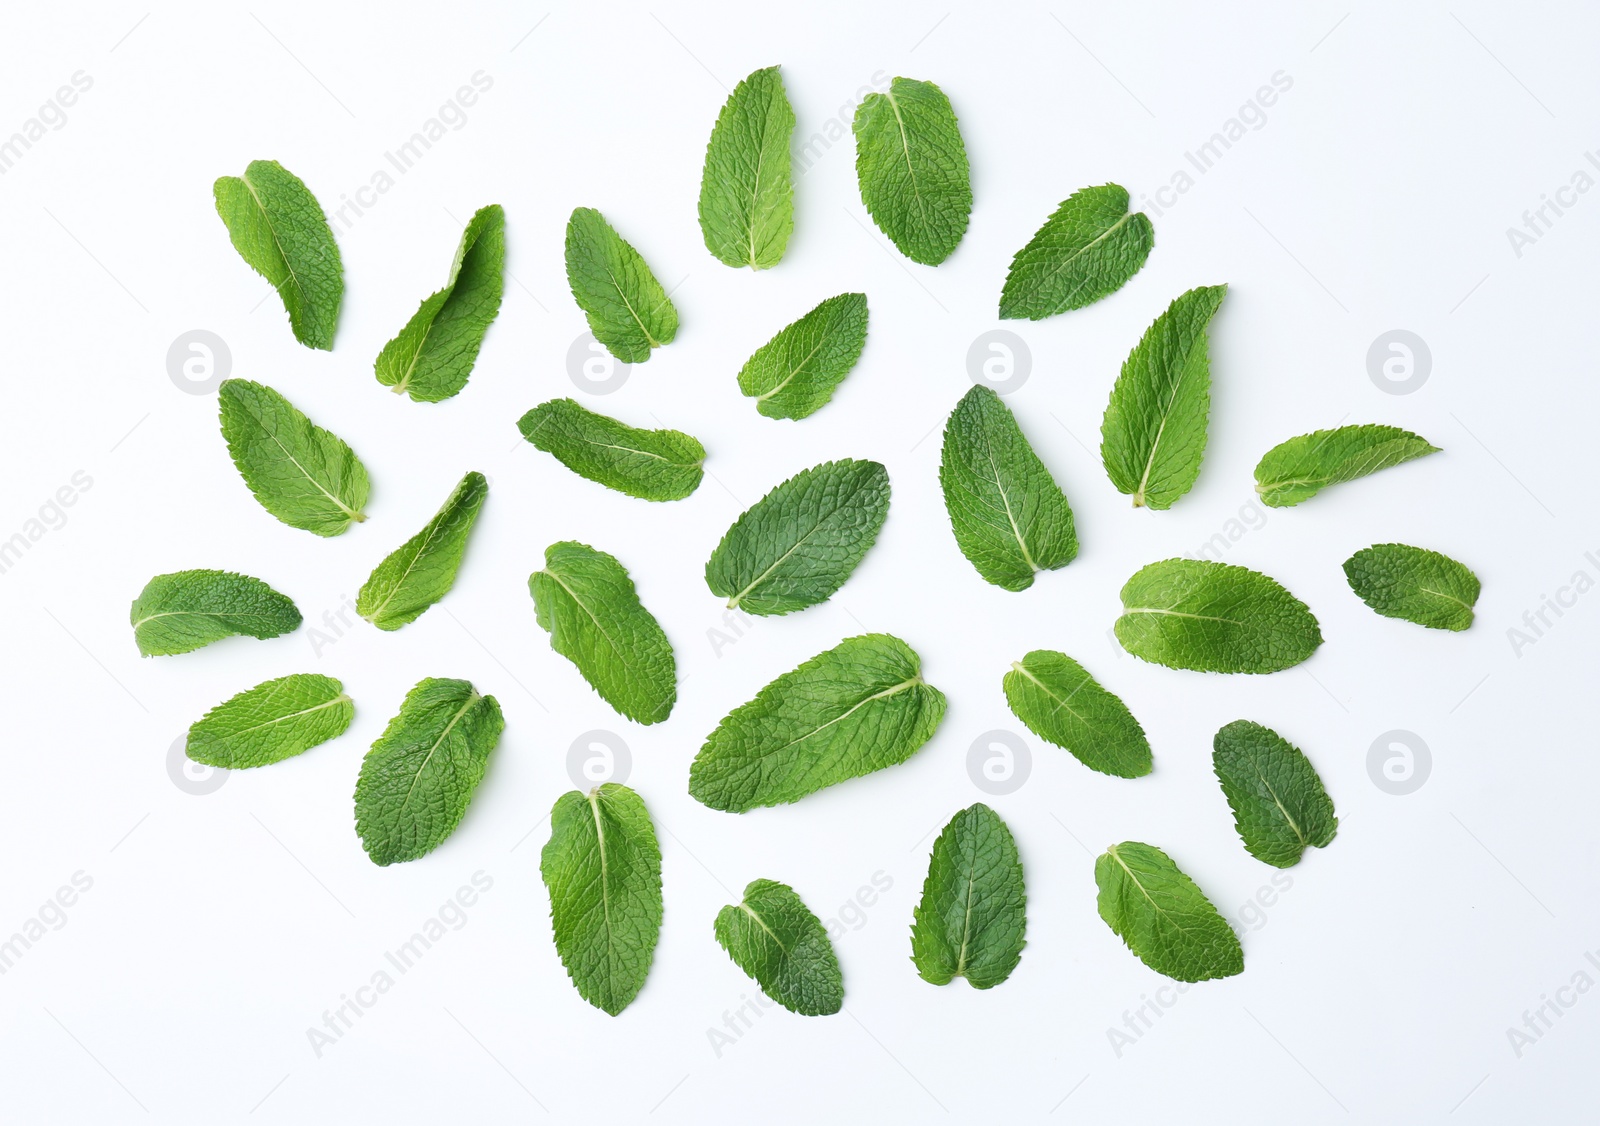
911, 803, 1027, 989
1003, 650, 1151, 778
1212, 720, 1338, 868
518, 398, 704, 502
1343, 543, 1479, 631
565, 207, 678, 364
1254, 424, 1440, 508
218, 379, 368, 536
1095, 841, 1243, 982
186, 674, 353, 768
130, 569, 300, 656
737, 293, 868, 420
699, 66, 795, 269
853, 77, 972, 265
999, 184, 1153, 320
715, 879, 842, 1015
357, 471, 487, 631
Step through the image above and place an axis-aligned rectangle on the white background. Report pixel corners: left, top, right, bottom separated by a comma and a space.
1, 2, 1596, 1122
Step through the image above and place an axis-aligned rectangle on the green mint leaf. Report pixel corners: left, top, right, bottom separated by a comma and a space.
1095, 841, 1243, 982
1212, 720, 1338, 868
1115, 558, 1322, 673
910, 804, 1027, 989
737, 292, 869, 420
1254, 424, 1440, 508
1100, 285, 1228, 509
689, 634, 946, 812
704, 459, 890, 616
852, 77, 972, 265
354, 678, 503, 866
517, 398, 704, 502
212, 160, 342, 350
357, 471, 488, 631
565, 207, 678, 363
1343, 543, 1480, 631
715, 879, 843, 1015
218, 379, 369, 536
699, 66, 795, 269
939, 386, 1077, 591
186, 674, 353, 768
528, 542, 676, 725
541, 783, 663, 1016
1003, 650, 1151, 778
375, 204, 506, 402
999, 184, 1153, 320
130, 569, 300, 656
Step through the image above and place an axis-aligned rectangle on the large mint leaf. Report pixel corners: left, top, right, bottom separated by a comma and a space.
1003, 650, 1150, 778
1343, 543, 1479, 631
1095, 841, 1243, 982
1254, 424, 1440, 508
939, 386, 1077, 591
737, 293, 868, 420
213, 160, 342, 349
911, 804, 1027, 989
1115, 558, 1322, 673
689, 634, 946, 812
999, 184, 1153, 320
130, 570, 300, 656
541, 783, 663, 1016
357, 472, 488, 631
186, 674, 353, 768
354, 678, 503, 866
518, 398, 704, 502
852, 77, 972, 265
704, 459, 890, 616
565, 207, 678, 363
1100, 285, 1228, 509
699, 66, 795, 269
218, 379, 369, 536
375, 204, 505, 403
529, 542, 676, 725
715, 879, 842, 1015
1212, 720, 1338, 868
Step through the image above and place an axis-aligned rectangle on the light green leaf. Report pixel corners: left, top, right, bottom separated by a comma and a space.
354, 678, 504, 866
1212, 720, 1338, 868
704, 459, 890, 616
699, 66, 795, 269
939, 386, 1077, 591
1100, 285, 1228, 509
715, 879, 842, 1015
213, 160, 342, 349
565, 207, 678, 364
186, 674, 353, 768
1343, 543, 1479, 631
911, 804, 1027, 989
541, 783, 663, 1016
375, 204, 505, 402
1254, 424, 1440, 507
1095, 841, 1243, 982
689, 634, 946, 812
529, 541, 675, 725
1003, 650, 1150, 778
517, 398, 704, 502
1115, 558, 1322, 673
999, 184, 1153, 320
130, 570, 300, 657
218, 379, 368, 536
357, 471, 487, 631
737, 293, 868, 420
853, 76, 972, 265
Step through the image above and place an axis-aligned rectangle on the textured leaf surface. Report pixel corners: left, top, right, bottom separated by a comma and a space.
357, 472, 487, 631
186, 674, 353, 769
1343, 543, 1479, 631
1095, 841, 1243, 982
1255, 425, 1440, 507
218, 379, 368, 536
999, 184, 1153, 320
738, 293, 868, 420
1100, 285, 1228, 509
689, 634, 946, 812
1212, 720, 1338, 868
518, 398, 704, 501
565, 207, 678, 363
375, 204, 505, 402
853, 77, 971, 265
213, 160, 342, 349
130, 570, 300, 656
704, 459, 890, 616
354, 678, 503, 866
699, 66, 794, 269
529, 542, 676, 725
1003, 650, 1150, 778
715, 879, 842, 1015
939, 386, 1077, 591
911, 804, 1027, 989
541, 784, 663, 1016
1115, 558, 1322, 673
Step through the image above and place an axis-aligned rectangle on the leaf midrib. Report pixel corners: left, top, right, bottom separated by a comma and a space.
395, 689, 481, 818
